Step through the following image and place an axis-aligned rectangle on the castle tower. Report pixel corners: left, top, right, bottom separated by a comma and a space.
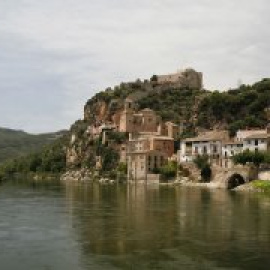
119, 98, 135, 132
124, 98, 135, 112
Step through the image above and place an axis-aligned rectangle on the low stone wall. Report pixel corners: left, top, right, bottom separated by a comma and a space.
60, 169, 96, 182
258, 169, 270, 181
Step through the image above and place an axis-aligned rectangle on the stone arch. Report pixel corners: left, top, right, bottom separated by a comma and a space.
227, 173, 245, 190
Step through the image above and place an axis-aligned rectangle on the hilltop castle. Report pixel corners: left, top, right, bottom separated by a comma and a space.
155, 68, 203, 90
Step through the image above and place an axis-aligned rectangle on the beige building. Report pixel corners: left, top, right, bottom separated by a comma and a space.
126, 135, 175, 182
127, 150, 168, 182
128, 135, 175, 158
119, 99, 183, 138
119, 99, 161, 133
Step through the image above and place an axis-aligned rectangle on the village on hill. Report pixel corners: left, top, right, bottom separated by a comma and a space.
67, 69, 270, 189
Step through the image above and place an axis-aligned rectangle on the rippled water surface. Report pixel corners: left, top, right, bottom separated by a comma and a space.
1, 180, 270, 270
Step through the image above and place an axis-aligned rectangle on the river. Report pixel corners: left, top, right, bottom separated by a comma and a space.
0, 179, 270, 270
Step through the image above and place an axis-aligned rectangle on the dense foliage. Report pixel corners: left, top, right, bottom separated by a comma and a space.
137, 88, 206, 124
252, 180, 270, 192
232, 150, 270, 167
197, 79, 270, 135
0, 128, 66, 164
0, 136, 68, 180
158, 161, 178, 180
193, 155, 212, 182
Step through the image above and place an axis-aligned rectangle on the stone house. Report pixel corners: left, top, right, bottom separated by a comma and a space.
126, 135, 175, 182
242, 133, 269, 152
179, 128, 270, 168
119, 99, 161, 133
119, 99, 183, 138
128, 135, 175, 158
127, 150, 168, 182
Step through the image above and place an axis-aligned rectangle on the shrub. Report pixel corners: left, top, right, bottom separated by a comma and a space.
193, 155, 209, 169
159, 161, 178, 180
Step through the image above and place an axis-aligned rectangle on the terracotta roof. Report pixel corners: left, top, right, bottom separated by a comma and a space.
184, 130, 229, 143
244, 133, 269, 140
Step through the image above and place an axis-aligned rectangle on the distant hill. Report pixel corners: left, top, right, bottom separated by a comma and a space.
0, 128, 67, 164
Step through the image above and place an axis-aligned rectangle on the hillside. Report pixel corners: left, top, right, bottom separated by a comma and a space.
0, 76, 269, 180
0, 128, 66, 164
83, 78, 270, 136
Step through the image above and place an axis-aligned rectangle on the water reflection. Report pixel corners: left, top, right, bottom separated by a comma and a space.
64, 183, 270, 269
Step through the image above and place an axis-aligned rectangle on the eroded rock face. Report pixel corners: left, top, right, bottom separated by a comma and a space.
84, 101, 108, 123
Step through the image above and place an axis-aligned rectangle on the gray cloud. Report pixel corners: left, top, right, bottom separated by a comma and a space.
0, 0, 269, 132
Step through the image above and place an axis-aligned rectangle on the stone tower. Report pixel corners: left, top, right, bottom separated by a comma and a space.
119, 98, 135, 132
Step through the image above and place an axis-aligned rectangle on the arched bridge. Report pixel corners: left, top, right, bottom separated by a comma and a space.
212, 166, 252, 189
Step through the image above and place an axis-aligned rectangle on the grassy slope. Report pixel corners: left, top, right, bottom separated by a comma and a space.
0, 128, 66, 164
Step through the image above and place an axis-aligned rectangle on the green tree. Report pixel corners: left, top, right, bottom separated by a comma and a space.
159, 161, 178, 180
232, 150, 269, 168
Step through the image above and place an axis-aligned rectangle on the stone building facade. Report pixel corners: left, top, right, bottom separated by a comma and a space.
119, 99, 161, 133
127, 150, 168, 182
156, 68, 203, 90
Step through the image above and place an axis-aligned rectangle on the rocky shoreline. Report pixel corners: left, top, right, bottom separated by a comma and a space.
60, 169, 270, 194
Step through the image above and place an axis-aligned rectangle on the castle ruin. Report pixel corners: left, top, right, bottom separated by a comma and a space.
156, 68, 203, 90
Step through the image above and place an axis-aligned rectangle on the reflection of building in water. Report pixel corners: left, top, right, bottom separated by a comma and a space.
63, 183, 270, 268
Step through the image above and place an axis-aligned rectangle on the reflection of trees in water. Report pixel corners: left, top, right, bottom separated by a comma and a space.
64, 183, 270, 269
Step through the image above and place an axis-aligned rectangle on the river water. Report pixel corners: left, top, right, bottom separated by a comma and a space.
0, 179, 270, 270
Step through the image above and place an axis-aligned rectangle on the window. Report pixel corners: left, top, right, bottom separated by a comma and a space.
203, 146, 207, 154
255, 139, 258, 146
148, 156, 151, 166
154, 156, 157, 168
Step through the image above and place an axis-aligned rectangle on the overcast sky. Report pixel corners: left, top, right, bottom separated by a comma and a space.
0, 0, 269, 133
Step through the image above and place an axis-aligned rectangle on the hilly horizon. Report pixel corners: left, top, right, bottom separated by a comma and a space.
0, 127, 67, 164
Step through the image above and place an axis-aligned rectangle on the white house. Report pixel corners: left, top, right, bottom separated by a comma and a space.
222, 142, 243, 158
243, 133, 268, 152
179, 130, 229, 163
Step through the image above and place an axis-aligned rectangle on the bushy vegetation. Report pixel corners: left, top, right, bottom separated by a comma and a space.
197, 79, 270, 135
0, 136, 68, 181
159, 161, 178, 180
252, 180, 270, 192
137, 88, 205, 124
232, 150, 270, 168
193, 155, 212, 182
0, 128, 66, 164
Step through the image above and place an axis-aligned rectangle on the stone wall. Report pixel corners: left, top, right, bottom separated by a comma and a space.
258, 169, 270, 180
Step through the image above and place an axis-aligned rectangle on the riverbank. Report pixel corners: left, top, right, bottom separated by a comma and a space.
60, 169, 270, 194
0, 172, 61, 183
234, 180, 270, 193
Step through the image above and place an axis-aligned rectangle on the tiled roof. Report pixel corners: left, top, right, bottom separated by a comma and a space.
244, 133, 269, 140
